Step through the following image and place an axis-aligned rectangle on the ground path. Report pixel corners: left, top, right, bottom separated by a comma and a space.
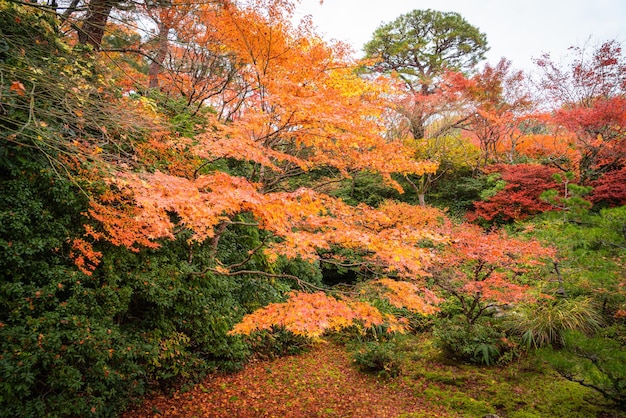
122, 342, 451, 417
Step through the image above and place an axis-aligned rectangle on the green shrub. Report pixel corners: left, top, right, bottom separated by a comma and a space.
0, 144, 276, 415
244, 327, 313, 360
433, 317, 509, 366
351, 341, 402, 378
0, 149, 146, 416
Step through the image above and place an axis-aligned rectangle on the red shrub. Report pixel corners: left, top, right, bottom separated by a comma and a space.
468, 164, 559, 222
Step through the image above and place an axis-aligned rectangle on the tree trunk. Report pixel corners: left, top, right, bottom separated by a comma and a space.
148, 21, 170, 89
410, 120, 425, 140
78, 0, 119, 50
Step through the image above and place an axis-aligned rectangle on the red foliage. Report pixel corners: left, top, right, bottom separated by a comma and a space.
468, 164, 559, 222
460, 58, 533, 164
535, 40, 626, 180
430, 222, 556, 324
553, 96, 626, 179
589, 167, 626, 206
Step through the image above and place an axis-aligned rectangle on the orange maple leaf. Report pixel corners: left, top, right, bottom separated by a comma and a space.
10, 81, 26, 96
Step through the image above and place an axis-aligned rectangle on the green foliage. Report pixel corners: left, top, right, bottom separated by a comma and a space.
0, 102, 293, 418
0, 148, 145, 416
526, 208, 626, 314
0, 1, 65, 68
350, 340, 402, 378
328, 171, 403, 207
540, 171, 593, 220
364, 9, 488, 80
504, 297, 603, 349
539, 330, 626, 410
244, 327, 313, 360
433, 317, 510, 366
144, 89, 214, 138
479, 173, 507, 201
110, 222, 295, 377
428, 170, 491, 217
0, 144, 294, 415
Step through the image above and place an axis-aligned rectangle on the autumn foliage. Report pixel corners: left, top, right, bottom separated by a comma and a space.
589, 167, 626, 206
429, 222, 555, 324
468, 164, 560, 222
230, 291, 406, 338
3, 1, 624, 416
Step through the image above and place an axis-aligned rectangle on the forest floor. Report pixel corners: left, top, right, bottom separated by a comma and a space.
122, 336, 623, 418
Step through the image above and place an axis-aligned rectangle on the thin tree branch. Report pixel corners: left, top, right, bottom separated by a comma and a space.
192, 267, 331, 293
224, 237, 269, 270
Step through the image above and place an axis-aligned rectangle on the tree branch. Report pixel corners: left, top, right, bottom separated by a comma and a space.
223, 237, 269, 270
100, 47, 158, 63
192, 267, 330, 293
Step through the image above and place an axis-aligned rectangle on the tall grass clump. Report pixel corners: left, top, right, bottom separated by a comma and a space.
505, 297, 603, 348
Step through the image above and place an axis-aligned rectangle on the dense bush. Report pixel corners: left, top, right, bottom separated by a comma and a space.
525, 206, 626, 316
350, 340, 402, 378
467, 164, 559, 224
433, 317, 511, 366
590, 167, 626, 207
0, 4, 318, 414
427, 169, 490, 217
244, 327, 313, 360
0, 143, 294, 416
0, 148, 146, 416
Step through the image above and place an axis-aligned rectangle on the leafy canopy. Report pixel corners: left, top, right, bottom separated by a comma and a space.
364, 9, 488, 92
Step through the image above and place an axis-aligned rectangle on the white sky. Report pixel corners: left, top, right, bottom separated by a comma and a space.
293, 0, 626, 74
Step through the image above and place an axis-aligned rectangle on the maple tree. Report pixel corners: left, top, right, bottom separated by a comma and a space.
230, 291, 405, 338
461, 58, 534, 165
589, 167, 626, 207
66, 0, 447, 340
9, 0, 554, 338
514, 129, 579, 170
3, 1, 622, 416
429, 222, 556, 325
468, 164, 560, 223
535, 40, 626, 182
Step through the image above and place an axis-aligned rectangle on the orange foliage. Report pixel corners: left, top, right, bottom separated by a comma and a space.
68, 238, 102, 276
514, 132, 578, 166
90, 171, 445, 280
460, 58, 533, 164
374, 278, 442, 315
439, 223, 555, 274
164, 2, 438, 190
430, 222, 556, 323
77, 3, 445, 336
79, 0, 546, 334
230, 291, 406, 337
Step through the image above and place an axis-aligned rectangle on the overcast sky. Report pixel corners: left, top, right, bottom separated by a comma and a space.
293, 0, 626, 74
